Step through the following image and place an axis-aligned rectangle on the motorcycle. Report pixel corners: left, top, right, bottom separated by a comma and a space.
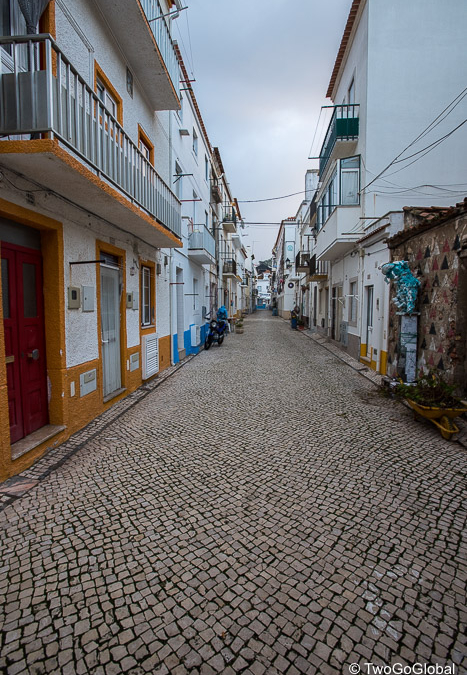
204, 314, 228, 349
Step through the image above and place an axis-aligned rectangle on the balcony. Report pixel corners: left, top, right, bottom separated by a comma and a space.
210, 179, 222, 204
188, 226, 215, 264
314, 205, 361, 261
319, 104, 359, 177
222, 206, 237, 234
222, 259, 237, 279
94, 0, 180, 110
241, 276, 249, 287
295, 252, 311, 273
0, 35, 181, 248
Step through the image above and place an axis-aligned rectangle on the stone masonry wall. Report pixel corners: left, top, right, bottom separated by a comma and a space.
387, 210, 467, 390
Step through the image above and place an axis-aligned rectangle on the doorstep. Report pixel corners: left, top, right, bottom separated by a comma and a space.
11, 424, 66, 461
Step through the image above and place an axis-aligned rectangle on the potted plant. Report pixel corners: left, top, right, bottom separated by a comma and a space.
235, 319, 244, 334
395, 371, 467, 440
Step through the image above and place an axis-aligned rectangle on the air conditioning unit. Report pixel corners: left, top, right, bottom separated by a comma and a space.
191, 324, 200, 347
142, 334, 159, 379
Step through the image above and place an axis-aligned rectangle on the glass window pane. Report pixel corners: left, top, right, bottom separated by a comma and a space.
341, 170, 359, 205
1, 258, 10, 319
23, 263, 37, 318
1, 1, 11, 37
341, 156, 359, 169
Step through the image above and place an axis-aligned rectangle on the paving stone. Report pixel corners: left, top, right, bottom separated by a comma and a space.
0, 314, 466, 673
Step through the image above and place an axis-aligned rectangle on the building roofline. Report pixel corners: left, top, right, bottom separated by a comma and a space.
174, 42, 211, 153
326, 0, 363, 100
387, 198, 467, 248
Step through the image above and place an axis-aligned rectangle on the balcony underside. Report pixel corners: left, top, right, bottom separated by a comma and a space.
93, 0, 180, 111
320, 138, 358, 182
0, 140, 182, 248
222, 221, 236, 234
188, 249, 215, 265
222, 272, 237, 280
316, 237, 360, 261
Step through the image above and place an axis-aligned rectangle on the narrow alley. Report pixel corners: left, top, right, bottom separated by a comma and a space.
0, 313, 466, 675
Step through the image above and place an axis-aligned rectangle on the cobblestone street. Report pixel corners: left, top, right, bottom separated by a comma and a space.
1, 312, 466, 675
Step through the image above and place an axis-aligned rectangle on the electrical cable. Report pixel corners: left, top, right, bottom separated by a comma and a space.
237, 190, 306, 203
360, 86, 467, 193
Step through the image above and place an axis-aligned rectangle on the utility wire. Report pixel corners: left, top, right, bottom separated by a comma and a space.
360, 86, 467, 193
238, 190, 306, 203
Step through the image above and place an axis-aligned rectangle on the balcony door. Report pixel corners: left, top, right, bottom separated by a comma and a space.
100, 263, 121, 399
2, 242, 48, 444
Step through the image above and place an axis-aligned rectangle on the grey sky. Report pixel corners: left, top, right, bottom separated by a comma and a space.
175, 0, 353, 261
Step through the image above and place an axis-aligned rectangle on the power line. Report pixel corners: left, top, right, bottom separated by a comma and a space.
360, 86, 467, 193
238, 190, 306, 203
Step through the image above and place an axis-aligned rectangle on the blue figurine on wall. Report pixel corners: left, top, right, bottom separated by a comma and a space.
381, 261, 421, 314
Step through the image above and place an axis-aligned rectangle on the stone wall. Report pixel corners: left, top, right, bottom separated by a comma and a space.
386, 201, 467, 394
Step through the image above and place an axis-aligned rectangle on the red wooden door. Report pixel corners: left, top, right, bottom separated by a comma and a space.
1, 243, 48, 443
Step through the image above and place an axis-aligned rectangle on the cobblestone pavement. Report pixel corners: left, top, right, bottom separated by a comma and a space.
1, 313, 466, 675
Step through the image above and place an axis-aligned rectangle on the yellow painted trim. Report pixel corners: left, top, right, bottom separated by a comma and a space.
0, 140, 182, 247
380, 350, 388, 376
159, 334, 171, 373
360, 343, 367, 358
96, 240, 127, 405
0, 198, 66, 481
94, 60, 124, 126
138, 125, 155, 166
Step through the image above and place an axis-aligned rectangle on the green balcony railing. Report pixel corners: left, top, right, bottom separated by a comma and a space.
319, 104, 359, 176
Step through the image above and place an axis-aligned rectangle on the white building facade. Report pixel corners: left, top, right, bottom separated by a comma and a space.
311, 0, 467, 372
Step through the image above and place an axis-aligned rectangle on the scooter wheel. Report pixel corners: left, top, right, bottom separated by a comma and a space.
218, 335, 224, 346
205, 336, 213, 350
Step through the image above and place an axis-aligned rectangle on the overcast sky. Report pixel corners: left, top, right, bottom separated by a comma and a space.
175, 0, 353, 261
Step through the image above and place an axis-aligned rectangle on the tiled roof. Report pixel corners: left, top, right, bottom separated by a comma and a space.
387, 198, 467, 248
357, 223, 389, 245
326, 0, 362, 100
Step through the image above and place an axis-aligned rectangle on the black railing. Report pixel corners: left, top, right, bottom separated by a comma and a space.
223, 259, 237, 275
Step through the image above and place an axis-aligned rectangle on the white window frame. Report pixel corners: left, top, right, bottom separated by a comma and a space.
97, 78, 117, 118
141, 266, 153, 327
192, 128, 198, 156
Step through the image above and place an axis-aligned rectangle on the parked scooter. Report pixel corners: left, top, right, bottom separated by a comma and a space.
204, 306, 229, 349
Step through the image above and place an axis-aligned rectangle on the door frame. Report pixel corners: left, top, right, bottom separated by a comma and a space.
96, 241, 126, 403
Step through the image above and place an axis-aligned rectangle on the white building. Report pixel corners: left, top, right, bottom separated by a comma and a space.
273, 218, 300, 318
168, 46, 216, 361
0, 0, 184, 479
312, 0, 467, 372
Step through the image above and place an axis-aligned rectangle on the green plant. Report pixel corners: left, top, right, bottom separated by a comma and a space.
395, 371, 460, 408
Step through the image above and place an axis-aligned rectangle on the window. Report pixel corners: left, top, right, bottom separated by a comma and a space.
97, 79, 117, 118
317, 156, 360, 227
141, 266, 154, 326
94, 62, 123, 124
348, 78, 355, 105
193, 191, 198, 225
340, 156, 360, 205
192, 128, 198, 156
174, 162, 182, 199
205, 211, 209, 230
205, 156, 209, 181
193, 278, 198, 311
349, 280, 358, 324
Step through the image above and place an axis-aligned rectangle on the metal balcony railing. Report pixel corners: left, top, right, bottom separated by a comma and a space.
295, 252, 311, 272
139, 0, 179, 93
223, 206, 237, 225
319, 104, 359, 176
188, 226, 216, 258
0, 34, 181, 238
223, 259, 237, 275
